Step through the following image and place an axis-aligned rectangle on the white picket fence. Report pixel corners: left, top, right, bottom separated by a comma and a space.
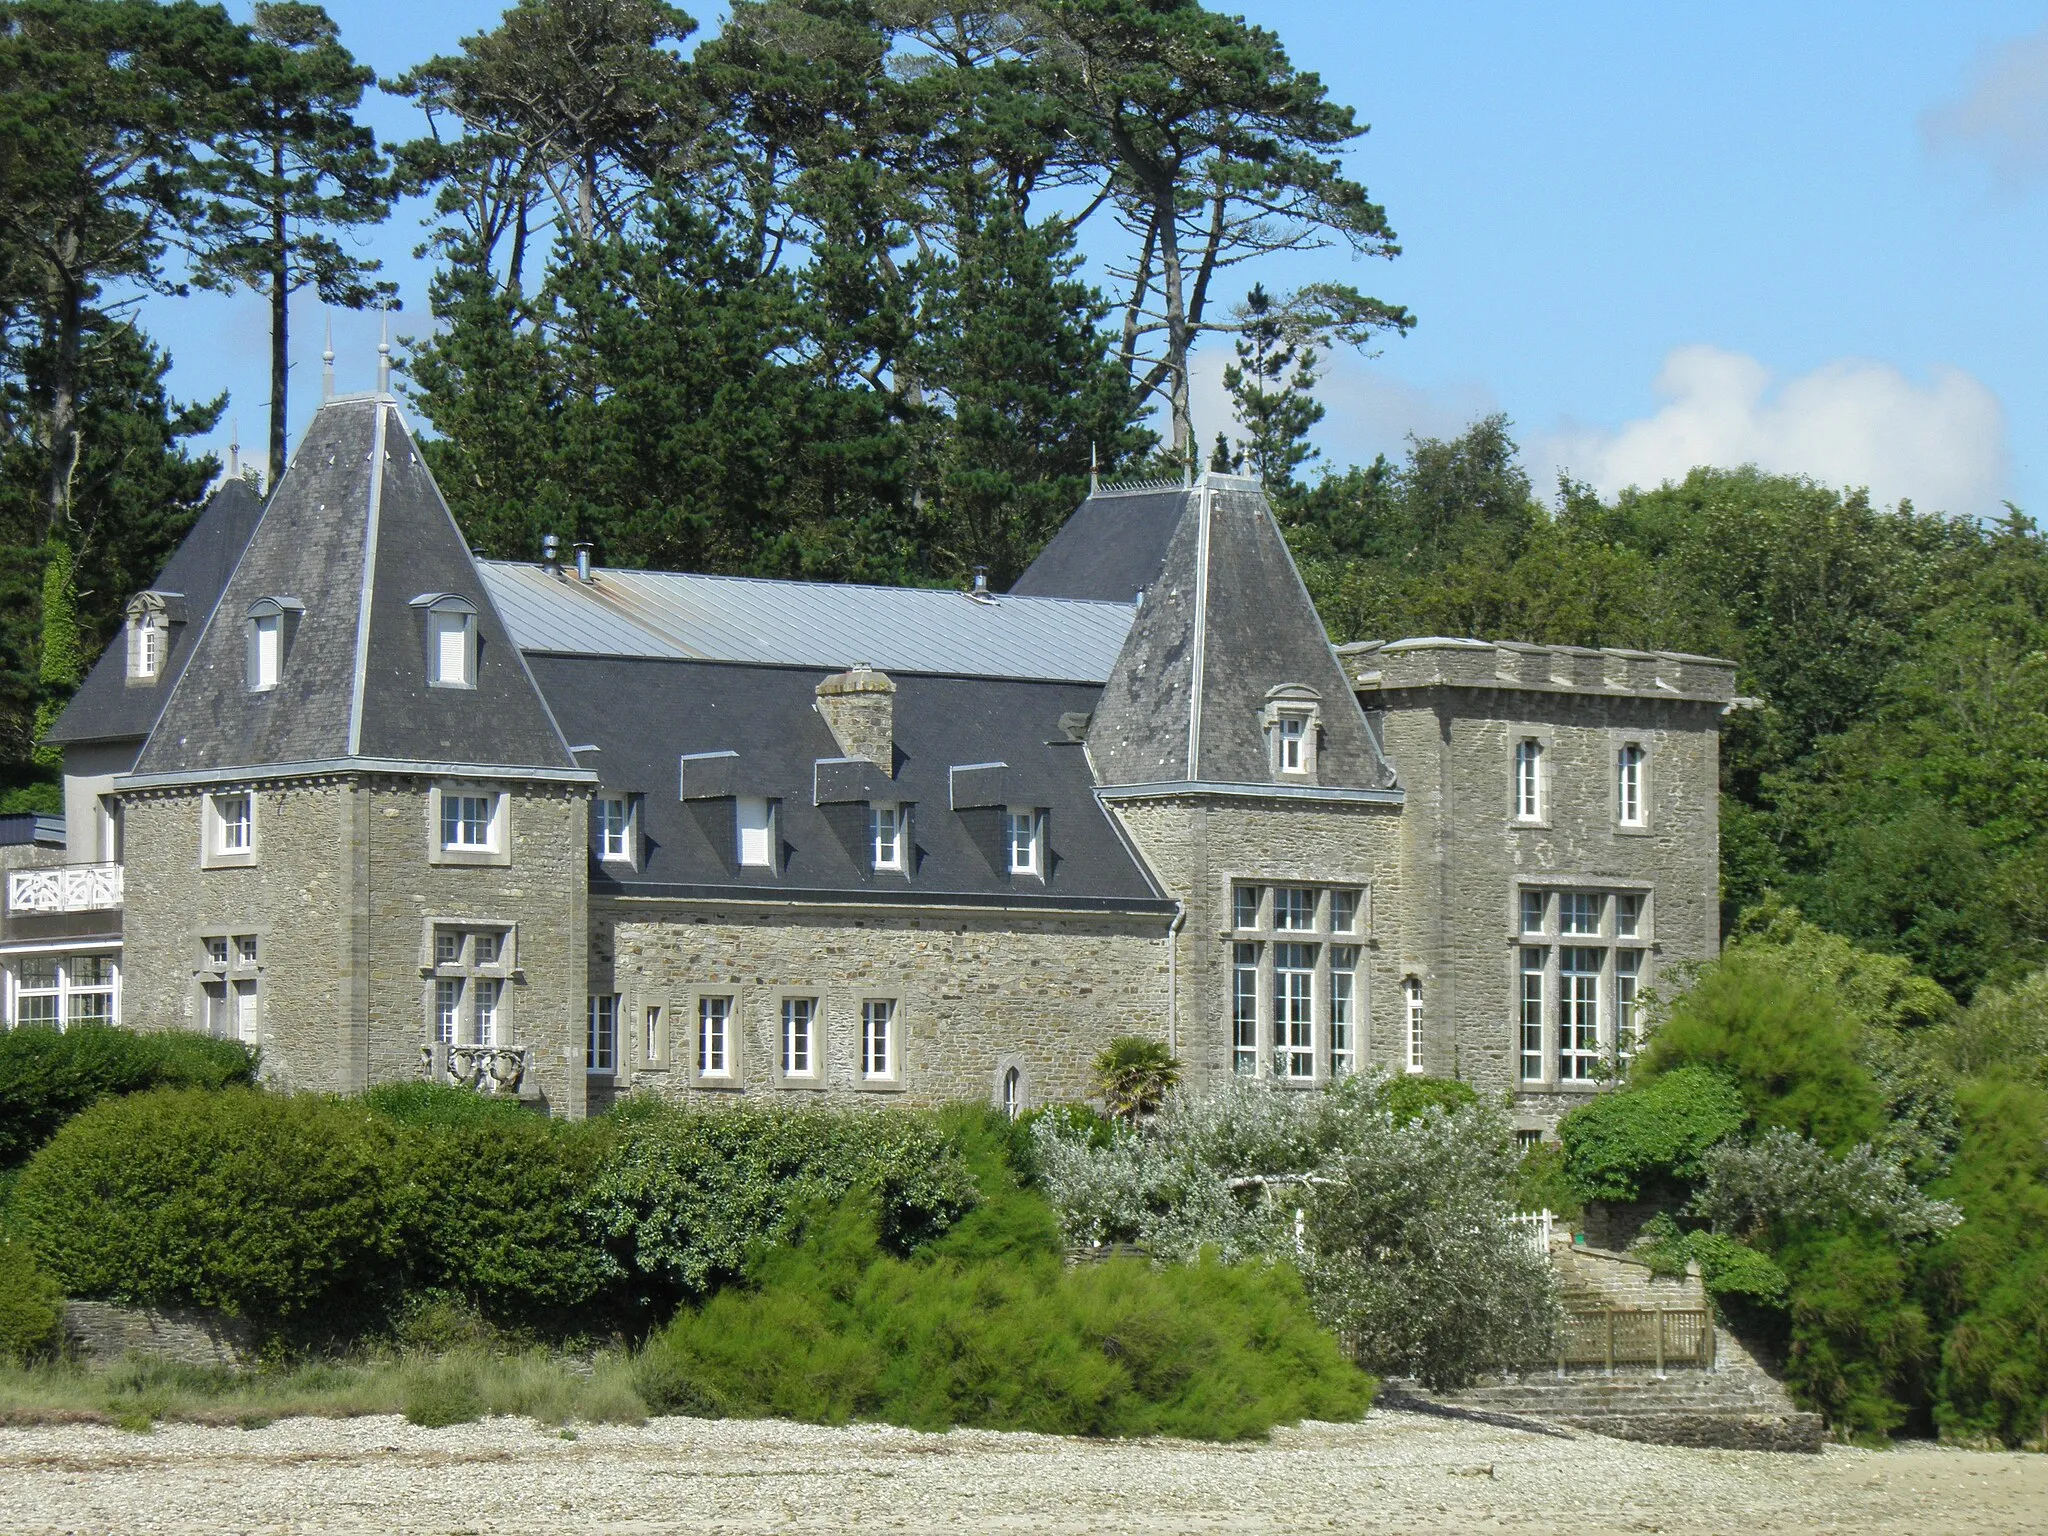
1509, 1208, 1556, 1258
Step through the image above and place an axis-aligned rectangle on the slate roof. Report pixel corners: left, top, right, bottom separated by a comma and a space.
1085, 475, 1398, 794
128, 396, 583, 781
1008, 485, 1189, 603
532, 656, 1169, 909
44, 479, 265, 747
480, 561, 1135, 682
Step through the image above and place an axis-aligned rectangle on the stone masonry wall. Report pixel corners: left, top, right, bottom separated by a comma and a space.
596, 900, 1172, 1110
119, 776, 588, 1112
1107, 796, 1404, 1087
1374, 690, 1723, 1120
363, 779, 589, 1117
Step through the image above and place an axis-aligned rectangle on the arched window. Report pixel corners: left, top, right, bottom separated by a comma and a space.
1403, 976, 1424, 1074
1617, 743, 1646, 826
245, 597, 302, 692
1513, 739, 1544, 821
1001, 1066, 1022, 1120
410, 593, 479, 688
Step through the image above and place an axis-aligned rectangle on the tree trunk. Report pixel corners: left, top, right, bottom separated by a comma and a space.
1153, 184, 1192, 455
39, 228, 85, 541
269, 137, 290, 488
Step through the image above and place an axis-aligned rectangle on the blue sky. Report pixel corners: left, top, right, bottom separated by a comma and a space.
147, 2, 2048, 520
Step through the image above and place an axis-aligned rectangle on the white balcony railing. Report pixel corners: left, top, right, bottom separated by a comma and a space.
7, 862, 123, 914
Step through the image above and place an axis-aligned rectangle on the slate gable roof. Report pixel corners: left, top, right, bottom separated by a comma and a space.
1083, 476, 1398, 793
1008, 485, 1188, 603
44, 479, 265, 747
532, 656, 1168, 909
129, 396, 582, 781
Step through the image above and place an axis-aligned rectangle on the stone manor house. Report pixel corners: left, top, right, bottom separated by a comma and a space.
2, 392, 1736, 1133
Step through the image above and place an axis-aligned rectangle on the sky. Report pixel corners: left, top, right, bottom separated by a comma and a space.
144, 2, 2048, 521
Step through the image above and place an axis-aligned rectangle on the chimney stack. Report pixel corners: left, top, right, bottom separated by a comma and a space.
815, 664, 896, 774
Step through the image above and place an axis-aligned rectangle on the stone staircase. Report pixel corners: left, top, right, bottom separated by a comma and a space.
1388, 1241, 1824, 1453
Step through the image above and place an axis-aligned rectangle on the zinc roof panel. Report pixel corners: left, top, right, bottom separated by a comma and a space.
479, 561, 1136, 682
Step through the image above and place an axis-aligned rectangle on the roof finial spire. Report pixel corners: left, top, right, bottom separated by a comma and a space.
321, 315, 335, 401
1089, 441, 1099, 496
227, 416, 239, 479
376, 313, 391, 396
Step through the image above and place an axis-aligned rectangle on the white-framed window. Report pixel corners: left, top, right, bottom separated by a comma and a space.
1519, 948, 1546, 1082
861, 998, 897, 1081
442, 793, 494, 850
869, 803, 905, 872
1329, 889, 1361, 934
1274, 942, 1316, 1081
595, 796, 633, 862
642, 1003, 666, 1067
128, 612, 164, 680
1276, 715, 1308, 773
1001, 1066, 1023, 1120
1006, 808, 1042, 875
1329, 946, 1358, 1078
587, 994, 618, 1074
1232, 884, 1263, 930
1559, 947, 1601, 1080
433, 977, 464, 1044
1520, 890, 1547, 935
781, 996, 817, 1079
1514, 739, 1544, 821
737, 796, 777, 870
251, 612, 281, 689
429, 610, 474, 687
428, 925, 512, 1046
1616, 949, 1643, 1060
429, 785, 510, 865
1561, 891, 1603, 936
1616, 891, 1644, 938
202, 976, 257, 1042
1232, 942, 1260, 1075
475, 979, 503, 1047
8, 952, 119, 1028
1617, 743, 1646, 827
697, 994, 733, 1079
1403, 977, 1425, 1073
1273, 886, 1315, 932
203, 791, 257, 867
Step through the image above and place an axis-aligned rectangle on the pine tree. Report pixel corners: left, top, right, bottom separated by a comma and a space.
1222, 284, 1324, 496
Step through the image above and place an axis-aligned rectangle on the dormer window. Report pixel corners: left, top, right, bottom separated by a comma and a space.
244, 597, 302, 692
129, 612, 164, 680
1260, 684, 1322, 780
594, 794, 640, 865
870, 802, 905, 872
411, 594, 478, 689
737, 796, 778, 870
1006, 808, 1043, 876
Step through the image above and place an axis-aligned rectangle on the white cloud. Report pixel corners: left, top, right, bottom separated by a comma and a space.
1529, 345, 2008, 516
1924, 25, 2048, 184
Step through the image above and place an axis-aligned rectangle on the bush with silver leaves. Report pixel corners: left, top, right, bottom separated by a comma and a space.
1693, 1127, 1963, 1246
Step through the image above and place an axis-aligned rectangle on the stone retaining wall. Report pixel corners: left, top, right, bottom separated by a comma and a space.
62, 1301, 255, 1369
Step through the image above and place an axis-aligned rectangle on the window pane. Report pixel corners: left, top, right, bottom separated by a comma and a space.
737, 797, 774, 868
434, 929, 462, 966
1329, 946, 1357, 1078
475, 979, 502, 1046
1329, 889, 1360, 934
234, 935, 258, 965
1275, 943, 1315, 1080
597, 798, 628, 859
1616, 893, 1644, 938
253, 614, 280, 688
1404, 978, 1424, 1072
1561, 892, 1602, 935
444, 795, 492, 848
204, 937, 230, 966
1232, 942, 1260, 1075
432, 613, 469, 685
1278, 716, 1306, 771
870, 805, 901, 870
699, 995, 731, 1076
473, 930, 502, 966
862, 999, 894, 1078
1519, 948, 1546, 1082
217, 795, 251, 852
435, 978, 463, 1044
18, 956, 59, 988
18, 991, 60, 1027
1007, 810, 1039, 874
782, 997, 815, 1076
1616, 950, 1643, 1060
587, 994, 618, 1073
1559, 948, 1601, 1079
1273, 887, 1314, 931
1515, 740, 1543, 819
1520, 890, 1547, 935
1232, 885, 1263, 930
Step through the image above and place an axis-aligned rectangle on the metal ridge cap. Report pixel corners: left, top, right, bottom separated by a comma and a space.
114, 757, 601, 790
1094, 779, 1405, 805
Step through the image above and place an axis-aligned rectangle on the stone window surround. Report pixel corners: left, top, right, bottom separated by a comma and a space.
627, 988, 670, 1072
1509, 882, 1653, 1090
772, 987, 828, 1090
1259, 684, 1323, 783
684, 984, 745, 1089
200, 789, 259, 869
993, 1054, 1031, 1118
409, 593, 479, 690
1224, 876, 1373, 1086
427, 782, 512, 867
857, 992, 906, 1091
1506, 726, 1557, 828
1611, 730, 1656, 835
418, 919, 519, 1047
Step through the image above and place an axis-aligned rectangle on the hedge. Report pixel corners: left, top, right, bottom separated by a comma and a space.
0, 1025, 255, 1167
0, 1235, 62, 1363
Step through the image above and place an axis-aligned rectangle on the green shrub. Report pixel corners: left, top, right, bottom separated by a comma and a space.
1557, 1066, 1745, 1202
0, 1026, 255, 1167
1092, 1037, 1180, 1120
1377, 1074, 1479, 1126
0, 1235, 63, 1363
1637, 953, 1883, 1150
1777, 1228, 1935, 1442
402, 1354, 485, 1427
637, 1132, 1370, 1440
11, 1088, 398, 1330
1628, 1214, 1787, 1304
581, 1102, 979, 1302
1925, 1075, 2048, 1446
391, 1111, 615, 1320
1509, 1142, 1583, 1224
363, 1081, 535, 1127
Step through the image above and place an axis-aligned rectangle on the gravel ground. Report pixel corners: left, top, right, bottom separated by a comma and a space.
2, 1407, 2044, 1535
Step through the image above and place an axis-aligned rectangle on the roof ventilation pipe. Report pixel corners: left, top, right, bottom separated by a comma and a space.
541, 533, 560, 575
966, 566, 995, 605
573, 543, 593, 582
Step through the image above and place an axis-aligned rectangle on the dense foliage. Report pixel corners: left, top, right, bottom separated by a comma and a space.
637, 1110, 1369, 1439
0, 1233, 63, 1364
0, 1024, 256, 1167
1033, 1075, 1557, 1388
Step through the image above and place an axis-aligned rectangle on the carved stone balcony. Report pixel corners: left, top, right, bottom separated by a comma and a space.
7, 862, 123, 914
419, 1041, 534, 1098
